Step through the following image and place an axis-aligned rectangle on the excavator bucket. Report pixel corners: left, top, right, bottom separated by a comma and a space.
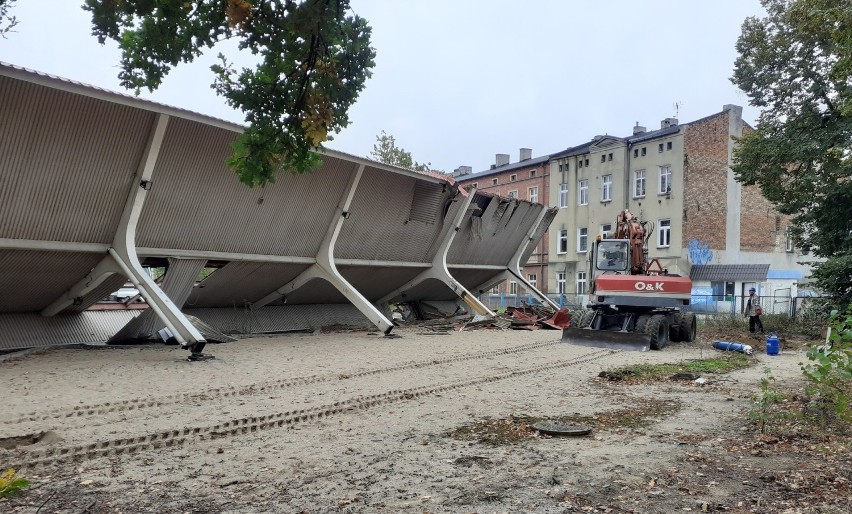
561, 327, 651, 352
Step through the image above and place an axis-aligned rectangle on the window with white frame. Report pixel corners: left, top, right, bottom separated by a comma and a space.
510, 174, 517, 182
578, 179, 588, 205
658, 219, 671, 247
558, 183, 569, 207
557, 272, 566, 295
530, 170, 537, 177
601, 174, 612, 202
577, 227, 588, 252
492, 178, 498, 185
491, 285, 499, 294
634, 170, 646, 197
576, 271, 587, 295
528, 186, 538, 203
600, 223, 612, 238
659, 165, 672, 194
528, 274, 537, 288
509, 280, 518, 295
508, 190, 518, 198
557, 229, 568, 254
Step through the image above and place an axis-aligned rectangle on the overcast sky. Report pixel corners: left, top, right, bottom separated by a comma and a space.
1, 1, 765, 173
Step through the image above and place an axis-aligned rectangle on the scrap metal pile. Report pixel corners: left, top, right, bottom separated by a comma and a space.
394, 303, 572, 333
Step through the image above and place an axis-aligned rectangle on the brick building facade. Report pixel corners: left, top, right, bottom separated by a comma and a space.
455, 105, 813, 308
454, 149, 550, 295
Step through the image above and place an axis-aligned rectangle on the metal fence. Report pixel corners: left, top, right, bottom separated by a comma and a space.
477, 292, 827, 319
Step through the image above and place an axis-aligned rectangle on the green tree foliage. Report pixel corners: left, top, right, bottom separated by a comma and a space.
370, 130, 434, 172
0, 0, 17, 38
84, 0, 375, 187
731, 0, 852, 306
801, 308, 852, 422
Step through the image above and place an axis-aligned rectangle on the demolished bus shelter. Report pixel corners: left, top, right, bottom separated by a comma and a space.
0, 63, 557, 357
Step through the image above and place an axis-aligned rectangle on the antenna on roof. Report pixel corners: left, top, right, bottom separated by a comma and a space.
673, 101, 683, 118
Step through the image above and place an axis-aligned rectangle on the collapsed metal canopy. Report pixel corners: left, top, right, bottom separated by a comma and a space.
0, 62, 557, 352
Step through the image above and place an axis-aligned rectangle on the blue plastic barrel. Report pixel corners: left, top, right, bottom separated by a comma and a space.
713, 341, 753, 355
766, 332, 780, 355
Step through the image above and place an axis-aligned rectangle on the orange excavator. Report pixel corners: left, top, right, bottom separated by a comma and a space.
562, 209, 696, 351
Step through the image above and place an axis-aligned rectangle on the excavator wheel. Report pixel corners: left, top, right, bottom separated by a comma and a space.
644, 314, 669, 350
669, 315, 682, 342
635, 314, 651, 334
679, 312, 697, 342
577, 309, 596, 328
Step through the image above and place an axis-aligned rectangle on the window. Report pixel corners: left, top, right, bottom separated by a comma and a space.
608, 153, 613, 161
557, 273, 566, 295
601, 155, 606, 163
600, 223, 612, 238
579, 159, 583, 169
530, 169, 537, 177
601, 174, 612, 202
659, 165, 672, 194
658, 143, 664, 153
558, 164, 564, 172
510, 174, 517, 182
492, 178, 498, 185
578, 180, 588, 205
564, 162, 569, 171
558, 183, 569, 208
633, 148, 639, 158
557, 229, 569, 254
491, 285, 499, 294
641, 147, 647, 156
634, 170, 646, 197
509, 280, 517, 295
508, 190, 518, 199
471, 182, 478, 188
785, 226, 793, 252
578, 227, 588, 252
584, 158, 589, 166
657, 219, 671, 247
528, 186, 538, 203
576, 271, 587, 295
667, 141, 672, 150
528, 274, 537, 288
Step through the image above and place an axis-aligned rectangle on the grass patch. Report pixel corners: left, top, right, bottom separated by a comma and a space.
599, 354, 752, 382
447, 399, 681, 445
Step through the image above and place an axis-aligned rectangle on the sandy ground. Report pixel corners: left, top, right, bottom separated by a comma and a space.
0, 327, 816, 513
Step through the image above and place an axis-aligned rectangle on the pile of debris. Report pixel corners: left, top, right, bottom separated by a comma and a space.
394, 302, 571, 333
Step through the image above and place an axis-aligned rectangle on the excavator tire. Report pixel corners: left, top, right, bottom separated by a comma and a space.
578, 310, 596, 328
670, 314, 682, 342
644, 314, 669, 350
635, 314, 651, 334
679, 312, 697, 342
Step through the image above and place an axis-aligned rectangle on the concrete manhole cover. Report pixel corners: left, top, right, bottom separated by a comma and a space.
531, 422, 592, 436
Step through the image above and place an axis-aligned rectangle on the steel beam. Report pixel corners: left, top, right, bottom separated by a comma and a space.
378, 189, 494, 317
0, 238, 110, 253
108, 114, 206, 351
40, 255, 123, 317
253, 165, 395, 334
506, 208, 559, 309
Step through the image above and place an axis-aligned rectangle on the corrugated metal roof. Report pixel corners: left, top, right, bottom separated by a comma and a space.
0, 76, 153, 244
0, 311, 141, 350
0, 251, 107, 312
0, 64, 555, 347
689, 264, 770, 281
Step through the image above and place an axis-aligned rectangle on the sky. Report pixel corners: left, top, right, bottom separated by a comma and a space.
1, 1, 766, 174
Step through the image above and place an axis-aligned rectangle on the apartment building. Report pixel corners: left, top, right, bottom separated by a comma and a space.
455, 105, 812, 309
549, 105, 812, 309
453, 148, 550, 295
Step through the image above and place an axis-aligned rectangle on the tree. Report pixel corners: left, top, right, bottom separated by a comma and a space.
370, 130, 434, 172
731, 0, 852, 306
3, 0, 375, 186
0, 0, 17, 38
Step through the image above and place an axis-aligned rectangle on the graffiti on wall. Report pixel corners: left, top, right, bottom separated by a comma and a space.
688, 237, 713, 265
